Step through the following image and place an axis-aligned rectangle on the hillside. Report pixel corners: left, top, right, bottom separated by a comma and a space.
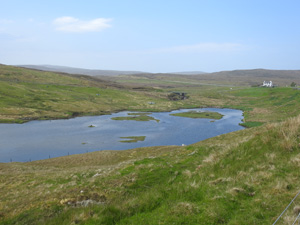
16, 66, 300, 87
2, 64, 300, 125
0, 64, 193, 123
117, 69, 300, 87
168, 71, 207, 75
1, 115, 300, 224
187, 69, 300, 86
2, 64, 300, 224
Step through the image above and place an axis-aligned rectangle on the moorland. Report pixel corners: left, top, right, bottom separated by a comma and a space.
1, 64, 300, 224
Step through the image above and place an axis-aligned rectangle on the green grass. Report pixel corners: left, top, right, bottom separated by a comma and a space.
3, 65, 300, 126
3, 65, 300, 224
239, 121, 264, 128
111, 114, 160, 122
119, 136, 146, 143
127, 112, 151, 116
0, 65, 188, 123
170, 110, 223, 120
2, 116, 300, 224
1, 65, 236, 123
113, 74, 300, 124
227, 87, 300, 123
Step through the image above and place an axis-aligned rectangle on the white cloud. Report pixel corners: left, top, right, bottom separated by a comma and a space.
53, 16, 112, 33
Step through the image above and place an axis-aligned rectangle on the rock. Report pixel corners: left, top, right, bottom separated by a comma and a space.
294, 206, 300, 215
76, 199, 105, 207
60, 198, 75, 205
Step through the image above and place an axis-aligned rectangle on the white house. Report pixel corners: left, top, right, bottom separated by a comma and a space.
262, 81, 273, 87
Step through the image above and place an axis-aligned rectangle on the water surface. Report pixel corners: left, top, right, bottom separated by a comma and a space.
0, 108, 244, 162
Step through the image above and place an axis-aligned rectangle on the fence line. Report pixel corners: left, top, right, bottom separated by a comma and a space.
291, 212, 300, 225
273, 190, 300, 225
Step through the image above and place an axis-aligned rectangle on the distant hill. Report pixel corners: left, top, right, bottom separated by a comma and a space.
14, 65, 300, 86
17, 65, 149, 76
120, 68, 300, 86
185, 69, 300, 86
17, 65, 209, 77
207, 69, 300, 78
169, 71, 207, 75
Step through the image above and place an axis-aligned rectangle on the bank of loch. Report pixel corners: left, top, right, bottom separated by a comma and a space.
0, 108, 244, 162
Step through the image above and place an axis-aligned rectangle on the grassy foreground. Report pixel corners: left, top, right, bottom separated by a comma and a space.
1, 116, 300, 224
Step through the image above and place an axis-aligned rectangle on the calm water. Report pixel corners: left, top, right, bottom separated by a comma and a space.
0, 108, 244, 162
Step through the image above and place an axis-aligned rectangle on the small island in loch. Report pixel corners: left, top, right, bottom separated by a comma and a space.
111, 112, 160, 122
170, 110, 224, 120
119, 136, 146, 143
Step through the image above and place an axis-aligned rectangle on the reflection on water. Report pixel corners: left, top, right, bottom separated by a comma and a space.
0, 108, 244, 162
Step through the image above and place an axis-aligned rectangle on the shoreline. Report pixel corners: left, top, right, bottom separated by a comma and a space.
0, 105, 244, 124
0, 107, 244, 163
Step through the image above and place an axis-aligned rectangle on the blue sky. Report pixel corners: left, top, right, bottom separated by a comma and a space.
0, 0, 300, 72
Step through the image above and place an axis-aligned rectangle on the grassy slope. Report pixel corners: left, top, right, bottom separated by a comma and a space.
1, 116, 300, 224
2, 65, 300, 224
0, 65, 199, 123
2, 65, 300, 125
115, 69, 300, 86
112, 74, 300, 124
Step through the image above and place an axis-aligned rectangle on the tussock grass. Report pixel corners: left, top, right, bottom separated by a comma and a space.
2, 115, 300, 224
3, 65, 300, 223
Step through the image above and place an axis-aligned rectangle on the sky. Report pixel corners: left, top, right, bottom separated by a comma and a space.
0, 0, 300, 73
